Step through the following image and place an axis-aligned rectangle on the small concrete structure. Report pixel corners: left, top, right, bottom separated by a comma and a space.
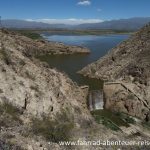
88, 90, 104, 111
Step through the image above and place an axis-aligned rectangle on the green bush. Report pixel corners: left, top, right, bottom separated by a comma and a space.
17, 31, 43, 40
115, 112, 135, 124
92, 114, 120, 131
31, 110, 74, 143
91, 110, 136, 131
102, 117, 120, 131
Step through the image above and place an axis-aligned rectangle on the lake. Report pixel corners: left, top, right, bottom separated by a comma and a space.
40, 34, 129, 90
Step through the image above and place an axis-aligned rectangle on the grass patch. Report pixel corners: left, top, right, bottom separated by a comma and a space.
114, 112, 135, 124
99, 116, 120, 131
16, 30, 43, 40
91, 110, 132, 131
31, 110, 74, 143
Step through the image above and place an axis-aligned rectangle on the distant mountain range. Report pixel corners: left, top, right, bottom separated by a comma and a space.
1, 17, 150, 31
1, 19, 69, 29
76, 17, 150, 31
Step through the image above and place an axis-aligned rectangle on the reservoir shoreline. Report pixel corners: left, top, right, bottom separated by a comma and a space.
40, 33, 129, 90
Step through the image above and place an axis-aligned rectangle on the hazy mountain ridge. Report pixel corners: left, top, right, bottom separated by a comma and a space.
1, 17, 150, 30
1, 19, 69, 29
76, 17, 150, 30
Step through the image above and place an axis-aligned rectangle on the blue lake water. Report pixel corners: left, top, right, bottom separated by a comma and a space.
40, 34, 129, 90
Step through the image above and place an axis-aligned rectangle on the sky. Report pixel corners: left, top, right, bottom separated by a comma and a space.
0, 0, 150, 25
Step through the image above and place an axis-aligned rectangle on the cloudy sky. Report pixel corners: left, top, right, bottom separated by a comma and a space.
0, 0, 150, 25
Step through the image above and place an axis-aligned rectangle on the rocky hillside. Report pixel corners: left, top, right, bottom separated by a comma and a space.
1, 29, 130, 150
79, 23, 150, 121
0, 29, 94, 149
0, 29, 91, 117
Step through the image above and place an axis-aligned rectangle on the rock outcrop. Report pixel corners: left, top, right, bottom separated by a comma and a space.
79, 23, 150, 121
103, 82, 150, 120
0, 29, 90, 119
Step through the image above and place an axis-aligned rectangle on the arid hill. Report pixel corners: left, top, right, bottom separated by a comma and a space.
0, 29, 114, 150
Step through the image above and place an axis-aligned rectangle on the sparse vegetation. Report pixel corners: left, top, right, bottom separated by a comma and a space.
101, 117, 120, 131
21, 29, 132, 35
91, 111, 120, 131
15, 30, 43, 40
0, 48, 11, 65
19, 59, 26, 66
91, 110, 133, 131
31, 110, 74, 142
0, 139, 24, 150
142, 121, 150, 129
0, 101, 22, 122
0, 101, 22, 129
114, 112, 135, 124
126, 93, 135, 100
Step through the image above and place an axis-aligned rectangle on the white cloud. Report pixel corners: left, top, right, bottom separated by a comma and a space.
26, 18, 103, 25
77, 0, 91, 6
